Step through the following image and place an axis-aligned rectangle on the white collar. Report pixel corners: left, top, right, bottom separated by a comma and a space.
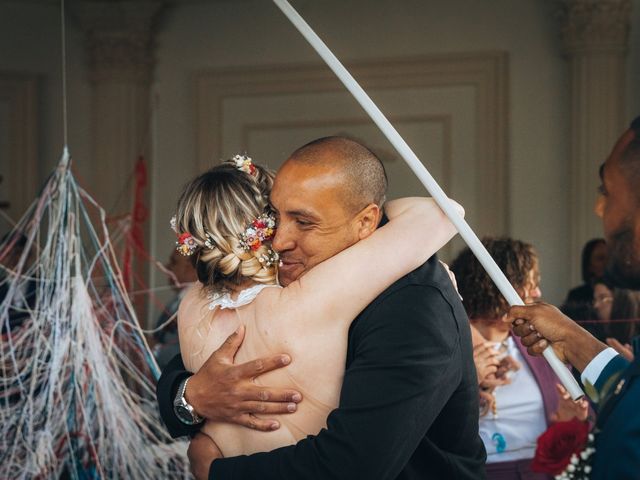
207, 284, 280, 310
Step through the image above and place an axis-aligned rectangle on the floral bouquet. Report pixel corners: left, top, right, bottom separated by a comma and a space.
531, 419, 594, 479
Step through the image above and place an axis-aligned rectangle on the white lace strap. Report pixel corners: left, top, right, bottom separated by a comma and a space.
207, 284, 280, 310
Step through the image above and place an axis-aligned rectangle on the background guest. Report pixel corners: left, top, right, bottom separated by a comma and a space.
588, 278, 640, 352
452, 237, 568, 480
153, 250, 198, 369
561, 238, 608, 320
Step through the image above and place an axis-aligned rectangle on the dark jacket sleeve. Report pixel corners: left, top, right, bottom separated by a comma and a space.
592, 355, 640, 479
210, 284, 467, 479
156, 352, 202, 438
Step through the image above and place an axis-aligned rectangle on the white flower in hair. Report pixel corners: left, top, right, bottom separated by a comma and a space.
231, 154, 256, 176
169, 215, 178, 233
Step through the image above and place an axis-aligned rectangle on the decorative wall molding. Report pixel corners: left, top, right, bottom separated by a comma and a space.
559, 0, 631, 54
558, 0, 631, 282
71, 0, 164, 84
196, 52, 509, 235
0, 72, 38, 223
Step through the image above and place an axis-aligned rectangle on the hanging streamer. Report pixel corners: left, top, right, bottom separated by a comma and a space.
0, 151, 189, 479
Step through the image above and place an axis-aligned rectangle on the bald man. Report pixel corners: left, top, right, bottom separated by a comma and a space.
157, 137, 485, 479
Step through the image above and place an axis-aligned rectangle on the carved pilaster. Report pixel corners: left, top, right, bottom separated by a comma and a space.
71, 1, 165, 321
74, 1, 162, 84
558, 0, 631, 284
70, 1, 164, 210
559, 0, 631, 54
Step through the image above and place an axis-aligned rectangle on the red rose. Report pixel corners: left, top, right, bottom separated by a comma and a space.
531, 419, 589, 475
178, 233, 192, 244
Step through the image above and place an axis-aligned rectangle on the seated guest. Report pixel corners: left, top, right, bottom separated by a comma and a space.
153, 250, 198, 369
452, 237, 567, 480
561, 238, 608, 319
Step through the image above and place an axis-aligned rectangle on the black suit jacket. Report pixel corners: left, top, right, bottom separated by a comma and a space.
156, 256, 486, 479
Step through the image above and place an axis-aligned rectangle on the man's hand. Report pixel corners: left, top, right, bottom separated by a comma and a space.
186, 325, 302, 431
188, 433, 222, 480
506, 302, 607, 372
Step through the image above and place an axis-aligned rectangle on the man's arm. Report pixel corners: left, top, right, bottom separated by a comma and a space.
507, 303, 608, 372
156, 352, 199, 438
209, 285, 473, 479
156, 325, 303, 438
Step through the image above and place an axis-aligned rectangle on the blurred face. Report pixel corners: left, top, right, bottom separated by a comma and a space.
166, 250, 197, 290
588, 242, 608, 280
595, 129, 640, 289
270, 160, 378, 286
522, 262, 542, 304
593, 283, 613, 321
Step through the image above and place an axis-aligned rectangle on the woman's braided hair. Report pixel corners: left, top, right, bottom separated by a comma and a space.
174, 158, 277, 289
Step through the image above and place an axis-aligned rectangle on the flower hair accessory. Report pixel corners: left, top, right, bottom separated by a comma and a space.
176, 232, 198, 257
238, 213, 276, 252
170, 215, 199, 256
238, 212, 279, 268
232, 154, 256, 176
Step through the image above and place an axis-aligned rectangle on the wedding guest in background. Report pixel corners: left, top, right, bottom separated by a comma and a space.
153, 249, 198, 369
589, 278, 640, 352
561, 238, 608, 319
452, 237, 570, 480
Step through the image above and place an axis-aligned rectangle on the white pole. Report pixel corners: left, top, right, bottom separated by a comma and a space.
272, 0, 584, 399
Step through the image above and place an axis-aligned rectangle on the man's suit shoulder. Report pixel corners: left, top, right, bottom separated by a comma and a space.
364, 255, 460, 313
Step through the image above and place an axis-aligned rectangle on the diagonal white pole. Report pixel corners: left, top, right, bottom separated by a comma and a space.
273, 0, 583, 399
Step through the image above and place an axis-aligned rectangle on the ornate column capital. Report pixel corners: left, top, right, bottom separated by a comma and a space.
70, 0, 165, 83
558, 0, 631, 55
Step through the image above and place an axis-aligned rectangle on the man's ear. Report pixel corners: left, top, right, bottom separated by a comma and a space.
355, 203, 382, 240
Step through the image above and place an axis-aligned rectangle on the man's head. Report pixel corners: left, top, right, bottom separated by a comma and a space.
270, 136, 388, 286
595, 116, 640, 288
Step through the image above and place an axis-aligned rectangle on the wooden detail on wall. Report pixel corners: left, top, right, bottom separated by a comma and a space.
196, 52, 509, 236
558, 0, 631, 283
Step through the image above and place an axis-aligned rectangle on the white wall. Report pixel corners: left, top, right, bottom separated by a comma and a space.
1, 0, 639, 310
152, 0, 572, 303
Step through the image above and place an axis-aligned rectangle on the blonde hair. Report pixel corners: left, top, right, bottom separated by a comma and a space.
174, 159, 277, 289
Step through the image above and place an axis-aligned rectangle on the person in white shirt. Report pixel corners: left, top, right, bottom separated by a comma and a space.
452, 237, 585, 479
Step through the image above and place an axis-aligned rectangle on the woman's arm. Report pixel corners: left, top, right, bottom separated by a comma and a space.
275, 197, 462, 333
188, 432, 223, 480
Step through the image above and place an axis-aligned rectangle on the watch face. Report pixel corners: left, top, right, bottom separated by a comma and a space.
176, 405, 194, 424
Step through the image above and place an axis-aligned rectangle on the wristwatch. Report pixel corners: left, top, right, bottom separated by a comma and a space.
173, 376, 204, 425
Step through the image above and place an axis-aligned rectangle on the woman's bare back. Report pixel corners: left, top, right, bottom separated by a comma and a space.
179, 283, 349, 457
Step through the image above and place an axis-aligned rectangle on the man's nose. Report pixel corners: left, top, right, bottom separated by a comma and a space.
594, 195, 605, 218
272, 222, 295, 252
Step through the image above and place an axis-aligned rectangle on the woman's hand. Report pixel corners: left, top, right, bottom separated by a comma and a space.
550, 383, 589, 422
606, 337, 635, 362
473, 343, 500, 385
188, 433, 223, 480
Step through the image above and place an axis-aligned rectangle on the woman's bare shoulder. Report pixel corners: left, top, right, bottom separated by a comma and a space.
178, 283, 210, 324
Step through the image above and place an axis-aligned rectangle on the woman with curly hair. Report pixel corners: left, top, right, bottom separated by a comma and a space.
451, 237, 586, 480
